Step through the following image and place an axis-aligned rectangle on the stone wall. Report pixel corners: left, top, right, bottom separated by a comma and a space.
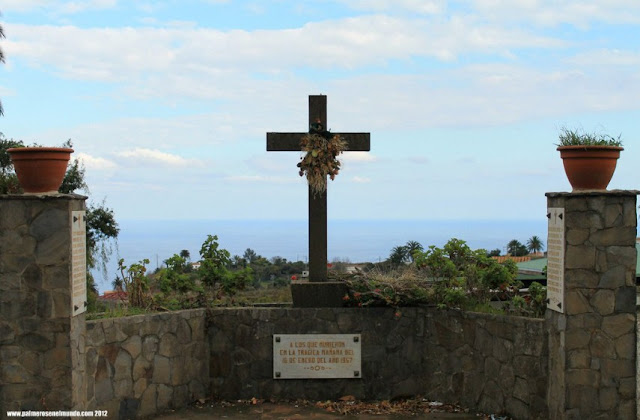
546, 191, 638, 420
84, 309, 208, 418
0, 195, 86, 412
208, 307, 548, 420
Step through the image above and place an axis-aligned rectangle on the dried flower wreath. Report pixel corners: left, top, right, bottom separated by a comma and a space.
297, 120, 347, 196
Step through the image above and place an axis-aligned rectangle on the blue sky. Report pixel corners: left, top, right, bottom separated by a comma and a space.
1, 0, 639, 222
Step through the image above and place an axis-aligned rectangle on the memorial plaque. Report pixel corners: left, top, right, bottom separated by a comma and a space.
273, 334, 361, 379
71, 211, 87, 316
547, 208, 565, 313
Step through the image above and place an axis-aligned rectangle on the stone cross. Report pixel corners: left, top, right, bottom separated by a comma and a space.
266, 95, 370, 282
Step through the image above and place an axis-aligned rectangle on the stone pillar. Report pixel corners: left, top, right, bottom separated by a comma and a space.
0, 194, 87, 412
546, 191, 638, 420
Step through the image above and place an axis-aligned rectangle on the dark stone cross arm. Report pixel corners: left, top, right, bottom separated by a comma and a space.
266, 133, 370, 152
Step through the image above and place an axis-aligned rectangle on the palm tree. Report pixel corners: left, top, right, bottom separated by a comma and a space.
526, 236, 544, 254
506, 239, 527, 256
405, 240, 423, 262
388, 245, 409, 267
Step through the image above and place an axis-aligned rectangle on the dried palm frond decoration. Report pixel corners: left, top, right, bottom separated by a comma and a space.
297, 120, 348, 196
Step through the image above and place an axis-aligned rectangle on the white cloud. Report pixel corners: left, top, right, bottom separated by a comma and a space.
339, 0, 445, 14
57, 0, 117, 14
74, 152, 117, 170
117, 148, 201, 168
1, 0, 49, 12
351, 176, 371, 183
324, 58, 640, 129
1, 0, 117, 14
470, 0, 640, 26
342, 153, 377, 163
3, 14, 564, 85
566, 49, 640, 67
224, 175, 299, 184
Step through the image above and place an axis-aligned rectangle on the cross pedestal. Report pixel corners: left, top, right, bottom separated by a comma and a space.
267, 95, 370, 306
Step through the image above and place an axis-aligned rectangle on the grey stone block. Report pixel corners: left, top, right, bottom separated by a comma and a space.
291, 282, 347, 307
614, 286, 636, 313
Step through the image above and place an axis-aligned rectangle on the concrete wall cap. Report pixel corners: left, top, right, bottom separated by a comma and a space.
0, 193, 88, 201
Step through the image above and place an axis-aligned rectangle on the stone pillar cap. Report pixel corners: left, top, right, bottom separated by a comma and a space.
546, 190, 639, 198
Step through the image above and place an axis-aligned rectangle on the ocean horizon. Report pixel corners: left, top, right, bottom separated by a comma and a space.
92, 218, 547, 292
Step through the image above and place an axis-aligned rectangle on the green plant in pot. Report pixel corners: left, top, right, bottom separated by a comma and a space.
556, 128, 623, 191
5, 139, 74, 194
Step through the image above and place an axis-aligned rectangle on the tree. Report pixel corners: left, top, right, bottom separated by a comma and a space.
179, 249, 190, 260
526, 236, 544, 254
157, 253, 196, 294
271, 256, 287, 266
199, 235, 232, 287
116, 258, 150, 308
487, 248, 501, 257
231, 255, 246, 269
243, 248, 258, 264
405, 240, 423, 262
164, 254, 189, 273
506, 239, 528, 257
388, 245, 409, 267
0, 134, 22, 193
85, 201, 119, 276
199, 235, 252, 296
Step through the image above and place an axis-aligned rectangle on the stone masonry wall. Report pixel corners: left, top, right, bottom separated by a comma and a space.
208, 307, 548, 420
546, 191, 638, 420
0, 195, 86, 413
84, 309, 208, 418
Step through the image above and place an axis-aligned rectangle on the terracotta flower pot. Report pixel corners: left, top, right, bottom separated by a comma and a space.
7, 147, 74, 194
557, 145, 623, 191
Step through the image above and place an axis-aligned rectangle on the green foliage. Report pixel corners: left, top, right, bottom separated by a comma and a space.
86, 201, 120, 281
199, 235, 231, 287
116, 258, 151, 309
502, 282, 546, 318
0, 135, 22, 175
156, 268, 198, 294
222, 266, 253, 295
441, 287, 468, 309
405, 240, 423, 262
486, 248, 501, 257
388, 246, 410, 267
347, 238, 522, 312
386, 240, 424, 268
164, 254, 189, 273
506, 239, 528, 256
58, 156, 88, 194
273, 276, 291, 288
0, 134, 23, 193
243, 248, 258, 264
557, 127, 622, 147
528, 281, 547, 317
198, 235, 254, 297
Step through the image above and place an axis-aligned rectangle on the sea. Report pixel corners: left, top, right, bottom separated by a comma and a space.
92, 218, 547, 292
